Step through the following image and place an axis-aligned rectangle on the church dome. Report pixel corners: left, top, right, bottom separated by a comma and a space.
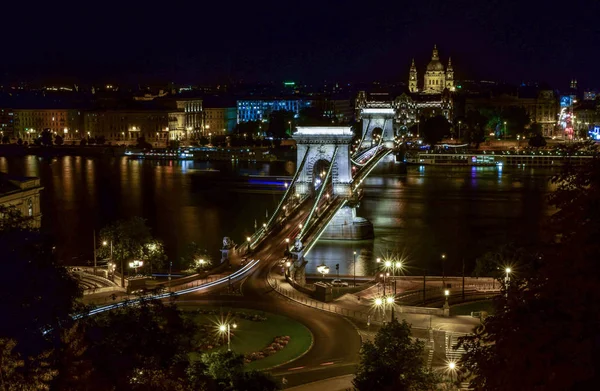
426, 59, 445, 72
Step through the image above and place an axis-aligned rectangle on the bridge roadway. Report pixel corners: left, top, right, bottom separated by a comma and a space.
180, 197, 362, 387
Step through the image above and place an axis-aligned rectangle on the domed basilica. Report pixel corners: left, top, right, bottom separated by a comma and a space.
409, 45, 455, 94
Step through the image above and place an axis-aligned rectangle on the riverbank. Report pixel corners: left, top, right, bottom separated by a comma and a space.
0, 144, 126, 157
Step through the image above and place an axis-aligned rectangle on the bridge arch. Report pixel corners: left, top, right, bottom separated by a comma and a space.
293, 126, 353, 197
360, 106, 396, 147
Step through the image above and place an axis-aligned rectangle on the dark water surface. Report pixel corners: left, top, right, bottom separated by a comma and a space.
0, 155, 555, 276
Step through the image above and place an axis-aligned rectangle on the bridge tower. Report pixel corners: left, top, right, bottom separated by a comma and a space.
361, 105, 396, 148
293, 126, 353, 198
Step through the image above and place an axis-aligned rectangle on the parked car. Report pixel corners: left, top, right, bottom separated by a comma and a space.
331, 279, 349, 287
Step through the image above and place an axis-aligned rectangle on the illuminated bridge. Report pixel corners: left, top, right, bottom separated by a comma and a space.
243, 123, 394, 275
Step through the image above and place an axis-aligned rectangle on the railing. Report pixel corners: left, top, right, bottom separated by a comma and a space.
267, 273, 443, 326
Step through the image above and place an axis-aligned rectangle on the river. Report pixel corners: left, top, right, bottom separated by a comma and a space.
0, 155, 556, 277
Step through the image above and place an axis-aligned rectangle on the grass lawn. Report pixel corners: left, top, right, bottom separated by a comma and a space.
186, 307, 312, 371
450, 300, 495, 316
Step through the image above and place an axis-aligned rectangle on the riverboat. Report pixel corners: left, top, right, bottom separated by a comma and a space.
404, 151, 593, 167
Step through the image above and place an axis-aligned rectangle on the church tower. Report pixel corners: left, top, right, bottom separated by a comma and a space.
409, 58, 418, 93
445, 57, 455, 91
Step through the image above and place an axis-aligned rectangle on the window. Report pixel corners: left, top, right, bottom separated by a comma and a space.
27, 199, 33, 217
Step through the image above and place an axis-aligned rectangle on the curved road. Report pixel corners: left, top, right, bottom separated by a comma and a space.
179, 200, 362, 387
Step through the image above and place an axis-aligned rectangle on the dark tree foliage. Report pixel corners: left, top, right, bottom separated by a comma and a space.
353, 319, 437, 391
81, 300, 197, 391
40, 129, 53, 146
458, 149, 600, 390
421, 115, 451, 146
54, 134, 64, 146
232, 120, 262, 137
528, 133, 547, 148
79, 138, 87, 146
268, 110, 295, 139
0, 206, 82, 357
195, 351, 281, 391
136, 136, 153, 149
297, 107, 332, 126
17, 138, 23, 146
1, 135, 9, 144
501, 106, 530, 136
463, 110, 488, 147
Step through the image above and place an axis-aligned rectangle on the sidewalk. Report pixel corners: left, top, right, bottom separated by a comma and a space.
285, 375, 354, 391
270, 272, 480, 334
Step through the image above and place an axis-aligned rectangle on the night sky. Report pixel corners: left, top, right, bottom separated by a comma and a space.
2, 0, 598, 89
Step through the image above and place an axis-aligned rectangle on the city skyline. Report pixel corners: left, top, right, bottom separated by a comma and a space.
1, 0, 599, 89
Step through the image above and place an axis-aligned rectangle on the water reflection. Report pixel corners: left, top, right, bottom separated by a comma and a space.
1, 156, 555, 275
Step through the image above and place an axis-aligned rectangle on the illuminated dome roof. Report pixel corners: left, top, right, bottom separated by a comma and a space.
426, 60, 445, 72
426, 44, 445, 72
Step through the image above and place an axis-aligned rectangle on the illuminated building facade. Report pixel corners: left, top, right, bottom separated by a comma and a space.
13, 109, 83, 143
85, 109, 170, 147
168, 99, 203, 142
237, 99, 310, 123
203, 107, 237, 135
0, 173, 43, 228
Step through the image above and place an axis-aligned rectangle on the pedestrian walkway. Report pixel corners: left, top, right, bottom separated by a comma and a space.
268, 271, 480, 334
284, 374, 354, 391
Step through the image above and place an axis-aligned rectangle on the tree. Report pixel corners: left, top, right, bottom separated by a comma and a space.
421, 115, 451, 146
268, 110, 295, 139
141, 239, 168, 275
17, 138, 23, 146
0, 338, 57, 391
353, 319, 438, 391
233, 120, 262, 138
0, 206, 82, 357
81, 300, 197, 391
136, 136, 152, 149
79, 138, 87, 146
198, 351, 280, 391
528, 133, 547, 148
501, 106, 530, 137
40, 129, 53, 146
97, 217, 154, 287
298, 107, 331, 126
458, 153, 600, 390
463, 110, 489, 147
1, 135, 9, 144
54, 134, 64, 146
180, 242, 213, 273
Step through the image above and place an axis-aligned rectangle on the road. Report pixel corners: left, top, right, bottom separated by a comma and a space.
179, 199, 362, 387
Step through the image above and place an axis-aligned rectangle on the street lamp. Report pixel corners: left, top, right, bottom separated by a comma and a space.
246, 236, 251, 251
441, 253, 447, 289
444, 289, 450, 310
129, 260, 144, 275
218, 322, 237, 351
353, 251, 357, 287
102, 239, 114, 280
317, 264, 330, 279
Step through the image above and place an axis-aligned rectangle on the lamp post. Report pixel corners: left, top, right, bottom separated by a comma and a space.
218, 323, 237, 351
128, 260, 143, 275
441, 253, 446, 289
353, 251, 357, 287
246, 236, 251, 252
448, 361, 457, 383
503, 121, 507, 139
102, 239, 114, 281
317, 264, 330, 280
505, 267, 511, 296
443, 289, 450, 314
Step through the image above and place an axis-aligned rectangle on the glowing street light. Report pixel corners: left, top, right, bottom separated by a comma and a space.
218, 322, 237, 351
